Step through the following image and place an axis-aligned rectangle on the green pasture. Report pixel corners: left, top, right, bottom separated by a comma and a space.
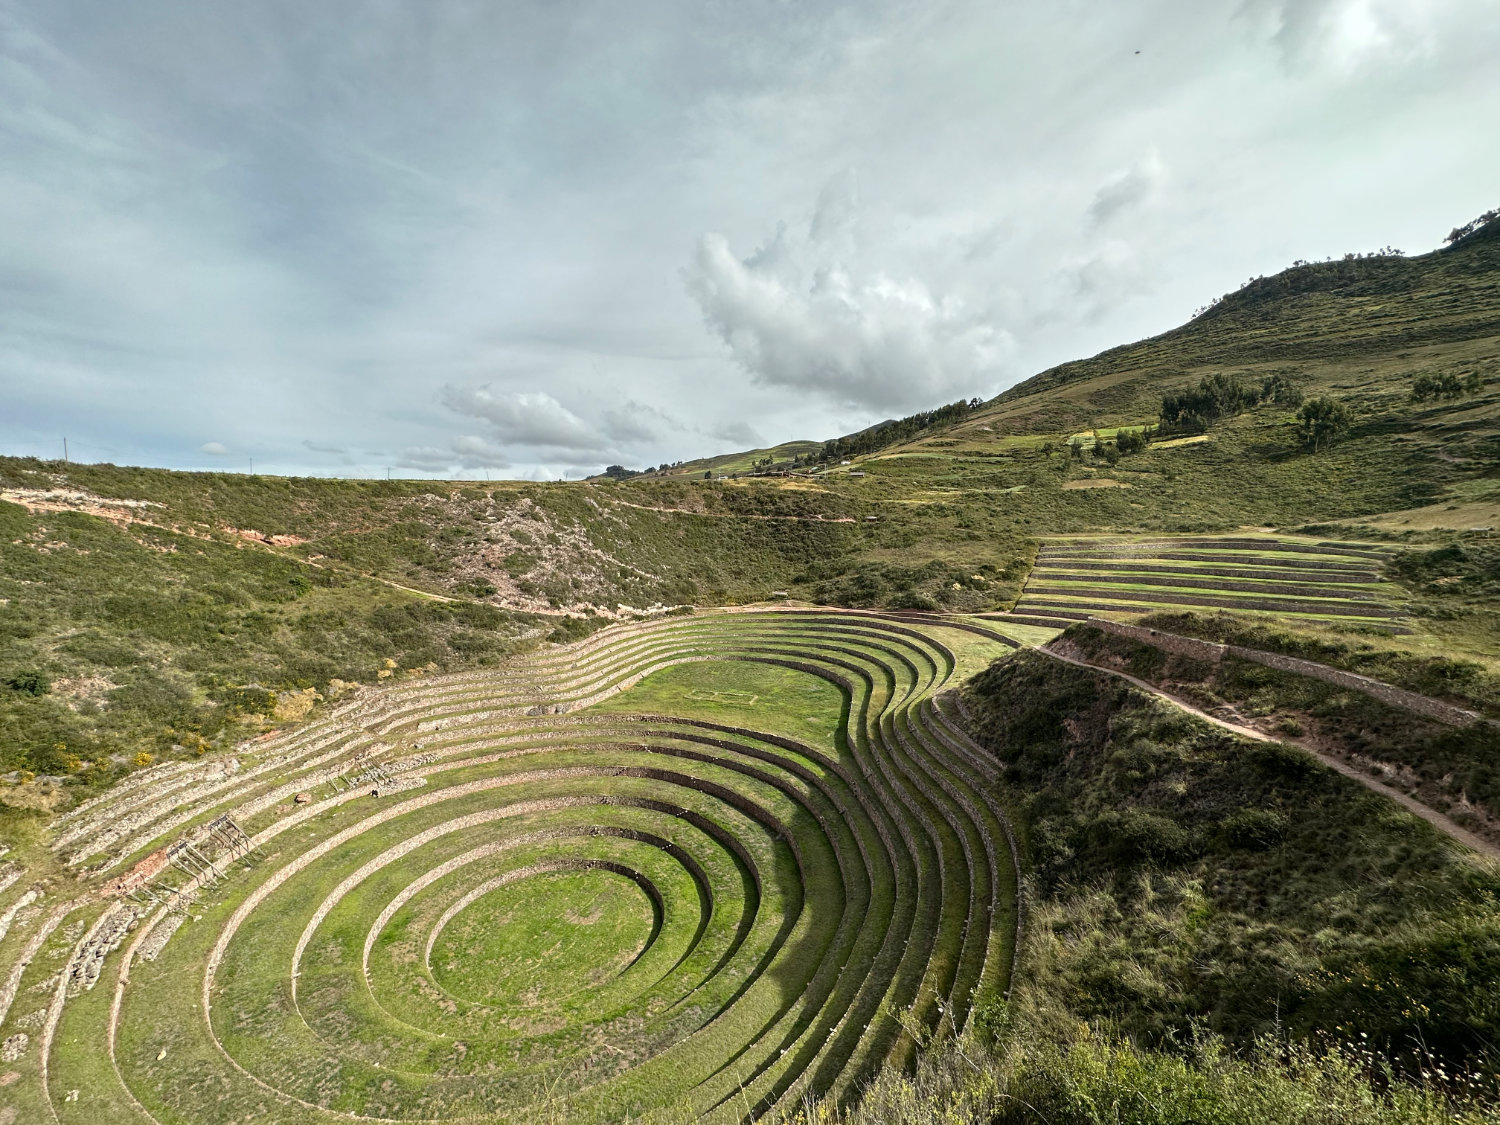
590, 658, 848, 751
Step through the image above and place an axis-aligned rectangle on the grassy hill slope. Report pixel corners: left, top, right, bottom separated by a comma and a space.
3, 213, 1498, 817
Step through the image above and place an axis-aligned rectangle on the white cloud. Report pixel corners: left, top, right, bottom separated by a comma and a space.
1242, 0, 1460, 73
3, 1, 1498, 477
449, 435, 511, 468
395, 446, 457, 472
601, 400, 675, 445
683, 186, 1011, 413
199, 441, 229, 455
439, 386, 602, 451
302, 439, 353, 465
1054, 240, 1150, 324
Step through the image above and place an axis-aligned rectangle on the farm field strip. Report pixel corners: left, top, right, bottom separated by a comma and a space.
1032, 576, 1380, 603
1028, 580, 1392, 608
1032, 564, 1380, 591
1013, 535, 1407, 632
1039, 535, 1393, 560
1025, 593, 1405, 622
0, 611, 1018, 1124
1040, 546, 1389, 567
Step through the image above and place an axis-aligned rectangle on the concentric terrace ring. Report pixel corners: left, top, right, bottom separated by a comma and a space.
5, 610, 1019, 1124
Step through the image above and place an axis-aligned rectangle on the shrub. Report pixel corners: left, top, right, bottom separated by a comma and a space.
1261, 372, 1304, 406
1223, 808, 1287, 850
5, 669, 49, 696
502, 550, 536, 576
547, 614, 604, 644
222, 684, 277, 716
1246, 739, 1317, 781
1111, 808, 1194, 865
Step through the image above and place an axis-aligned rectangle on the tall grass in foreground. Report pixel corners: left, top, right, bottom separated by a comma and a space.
770, 1024, 1499, 1125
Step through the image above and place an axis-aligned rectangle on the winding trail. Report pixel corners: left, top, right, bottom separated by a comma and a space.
1040, 646, 1500, 861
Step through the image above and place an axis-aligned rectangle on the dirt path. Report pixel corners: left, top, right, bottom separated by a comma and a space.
1040, 646, 1500, 861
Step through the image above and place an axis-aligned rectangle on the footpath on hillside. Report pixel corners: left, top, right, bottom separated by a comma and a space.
1038, 642, 1500, 862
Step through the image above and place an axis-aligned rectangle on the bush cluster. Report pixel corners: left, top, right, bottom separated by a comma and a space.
1160, 372, 1304, 435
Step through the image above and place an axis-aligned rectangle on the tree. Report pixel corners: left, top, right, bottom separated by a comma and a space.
1259, 373, 1303, 407
1446, 207, 1499, 245
1412, 371, 1485, 402
1160, 373, 1257, 432
817, 397, 984, 463
1296, 397, 1352, 451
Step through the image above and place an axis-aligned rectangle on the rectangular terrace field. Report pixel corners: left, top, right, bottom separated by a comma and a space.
1010, 535, 1409, 633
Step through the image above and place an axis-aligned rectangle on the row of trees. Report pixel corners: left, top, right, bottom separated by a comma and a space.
1411, 370, 1486, 402
1294, 397, 1351, 451
1159, 373, 1303, 435
817, 398, 984, 463
1153, 372, 1351, 453
602, 459, 691, 480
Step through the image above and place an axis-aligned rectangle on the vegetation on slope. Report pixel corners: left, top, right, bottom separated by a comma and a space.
771, 644, 1500, 1123
1138, 610, 1500, 718
1, 210, 1496, 827
1058, 620, 1500, 846
961, 650, 1500, 1069
0, 495, 537, 808
815, 399, 985, 464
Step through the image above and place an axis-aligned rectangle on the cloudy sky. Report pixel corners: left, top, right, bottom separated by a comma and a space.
3, 0, 1497, 479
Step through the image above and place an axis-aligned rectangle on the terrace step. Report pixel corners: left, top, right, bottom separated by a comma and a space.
33, 610, 1020, 1122
1018, 593, 1404, 619
974, 611, 1081, 629
1030, 560, 1380, 583
1041, 536, 1391, 561
1037, 549, 1382, 573
1031, 572, 1383, 599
